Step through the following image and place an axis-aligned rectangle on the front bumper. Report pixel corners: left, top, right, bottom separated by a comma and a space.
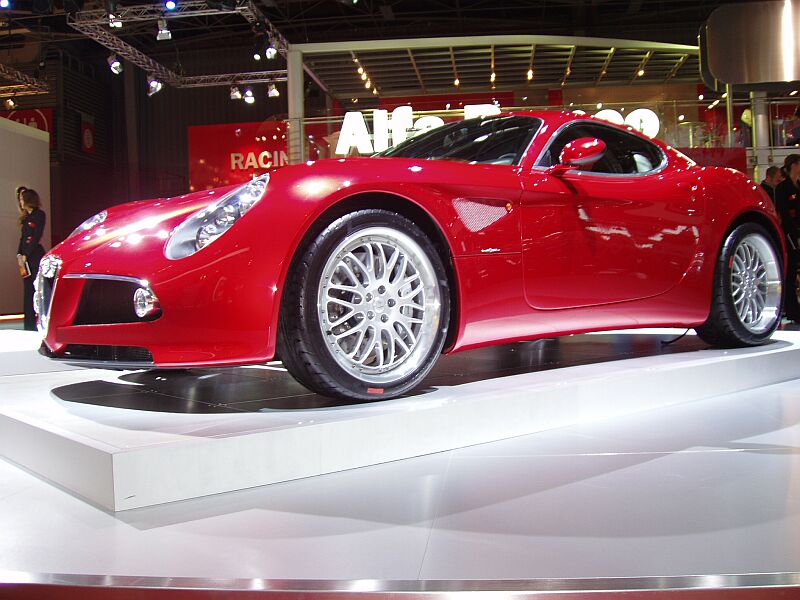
37, 256, 280, 369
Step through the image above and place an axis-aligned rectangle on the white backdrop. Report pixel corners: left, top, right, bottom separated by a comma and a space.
0, 118, 50, 315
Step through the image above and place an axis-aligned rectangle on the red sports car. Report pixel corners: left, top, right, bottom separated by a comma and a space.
36, 111, 784, 400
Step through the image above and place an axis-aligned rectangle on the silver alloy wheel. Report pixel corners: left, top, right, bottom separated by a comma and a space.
317, 226, 442, 385
730, 232, 782, 334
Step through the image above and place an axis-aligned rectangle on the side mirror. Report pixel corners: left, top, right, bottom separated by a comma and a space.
548, 137, 607, 176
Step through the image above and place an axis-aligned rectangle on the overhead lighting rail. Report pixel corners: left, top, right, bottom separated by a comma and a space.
66, 0, 326, 95
0, 62, 50, 99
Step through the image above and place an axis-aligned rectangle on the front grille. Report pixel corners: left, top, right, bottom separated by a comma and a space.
61, 344, 154, 363
73, 279, 158, 325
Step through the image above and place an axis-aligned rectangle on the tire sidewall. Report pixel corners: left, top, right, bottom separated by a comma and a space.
299, 210, 450, 398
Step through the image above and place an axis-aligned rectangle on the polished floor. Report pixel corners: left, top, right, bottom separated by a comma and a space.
1, 329, 800, 582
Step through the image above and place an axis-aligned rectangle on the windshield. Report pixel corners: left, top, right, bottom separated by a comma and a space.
375, 115, 542, 165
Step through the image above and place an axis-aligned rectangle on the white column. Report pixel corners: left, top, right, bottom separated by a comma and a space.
287, 48, 305, 165
750, 91, 770, 182
725, 83, 734, 148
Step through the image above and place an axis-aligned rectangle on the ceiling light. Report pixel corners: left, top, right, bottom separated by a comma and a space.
156, 18, 171, 40
243, 87, 255, 104
147, 76, 163, 96
721, 92, 728, 98
0, 0, 10, 8
490, 72, 496, 83
253, 49, 262, 61
230, 85, 242, 100
791, 90, 799, 96
107, 53, 122, 74
357, 66, 364, 74
4, 98, 16, 109
527, 69, 533, 81
698, 93, 704, 100
637, 69, 645, 77
164, 0, 176, 9
108, 12, 122, 27
360, 72, 367, 81
372, 87, 378, 95
365, 80, 371, 89
265, 45, 277, 59
454, 77, 460, 86
268, 83, 279, 97
596, 102, 603, 109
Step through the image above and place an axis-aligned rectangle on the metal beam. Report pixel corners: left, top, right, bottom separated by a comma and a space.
69, 0, 260, 24
596, 46, 615, 84
0, 62, 50, 96
630, 49, 652, 83
407, 49, 426, 93
294, 34, 699, 55
561, 46, 576, 87
664, 53, 688, 82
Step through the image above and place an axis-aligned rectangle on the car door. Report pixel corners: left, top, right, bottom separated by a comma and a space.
519, 121, 702, 310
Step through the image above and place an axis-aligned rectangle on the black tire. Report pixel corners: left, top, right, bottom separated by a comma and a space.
278, 209, 450, 401
695, 222, 783, 347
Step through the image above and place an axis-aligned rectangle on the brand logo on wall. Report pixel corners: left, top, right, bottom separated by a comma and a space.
0, 108, 55, 147
336, 104, 502, 155
335, 105, 661, 156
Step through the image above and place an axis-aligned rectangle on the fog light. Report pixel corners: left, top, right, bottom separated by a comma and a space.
133, 286, 159, 318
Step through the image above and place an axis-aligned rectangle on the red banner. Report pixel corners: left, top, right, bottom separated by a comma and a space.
0, 108, 54, 147
188, 120, 331, 192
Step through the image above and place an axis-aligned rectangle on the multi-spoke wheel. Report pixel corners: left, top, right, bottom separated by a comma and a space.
279, 209, 450, 400
696, 222, 782, 347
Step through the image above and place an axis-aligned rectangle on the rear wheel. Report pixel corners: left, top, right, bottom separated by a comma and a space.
279, 209, 450, 400
695, 222, 782, 347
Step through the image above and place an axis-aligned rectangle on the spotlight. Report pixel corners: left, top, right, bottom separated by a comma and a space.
165, 0, 176, 9
107, 54, 122, 74
372, 87, 378, 95
265, 44, 278, 60
244, 88, 255, 104
791, 90, 799, 96
156, 18, 171, 40
4, 98, 16, 109
490, 72, 496, 83
453, 77, 460, 86
108, 12, 122, 27
147, 76, 163, 96
365, 80, 371, 89
230, 85, 242, 100
637, 69, 645, 77
0, 0, 10, 8
527, 69, 533, 80
360, 72, 367, 81
268, 83, 279, 97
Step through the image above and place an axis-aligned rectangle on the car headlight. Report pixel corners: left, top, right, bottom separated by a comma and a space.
70, 210, 107, 238
165, 174, 269, 260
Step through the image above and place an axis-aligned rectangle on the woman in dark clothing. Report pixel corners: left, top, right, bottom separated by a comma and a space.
16, 188, 46, 331
774, 154, 800, 322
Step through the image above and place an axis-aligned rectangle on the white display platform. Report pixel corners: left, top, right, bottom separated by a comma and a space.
2, 329, 800, 511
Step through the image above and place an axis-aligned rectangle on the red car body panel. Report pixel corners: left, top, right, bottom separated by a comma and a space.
40, 111, 784, 367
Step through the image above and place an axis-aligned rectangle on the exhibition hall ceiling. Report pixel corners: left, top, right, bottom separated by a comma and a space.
0, 0, 763, 99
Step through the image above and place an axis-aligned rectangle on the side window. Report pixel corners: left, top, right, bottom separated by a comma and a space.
538, 123, 664, 174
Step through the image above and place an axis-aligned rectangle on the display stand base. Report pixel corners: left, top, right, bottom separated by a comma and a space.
2, 329, 800, 511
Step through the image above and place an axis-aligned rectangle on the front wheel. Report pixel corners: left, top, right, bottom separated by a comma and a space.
279, 209, 450, 401
695, 222, 782, 347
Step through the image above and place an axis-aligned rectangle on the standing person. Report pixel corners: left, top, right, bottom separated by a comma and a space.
16, 188, 46, 331
761, 165, 784, 204
775, 155, 800, 322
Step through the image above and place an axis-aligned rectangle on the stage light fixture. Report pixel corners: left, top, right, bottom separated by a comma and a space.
107, 54, 122, 74
147, 76, 163, 96
157, 18, 171, 40
265, 44, 277, 60
230, 85, 242, 100
244, 88, 255, 104
165, 0, 176, 9
268, 83, 279, 97
4, 98, 16, 109
108, 12, 122, 26
0, 0, 11, 9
